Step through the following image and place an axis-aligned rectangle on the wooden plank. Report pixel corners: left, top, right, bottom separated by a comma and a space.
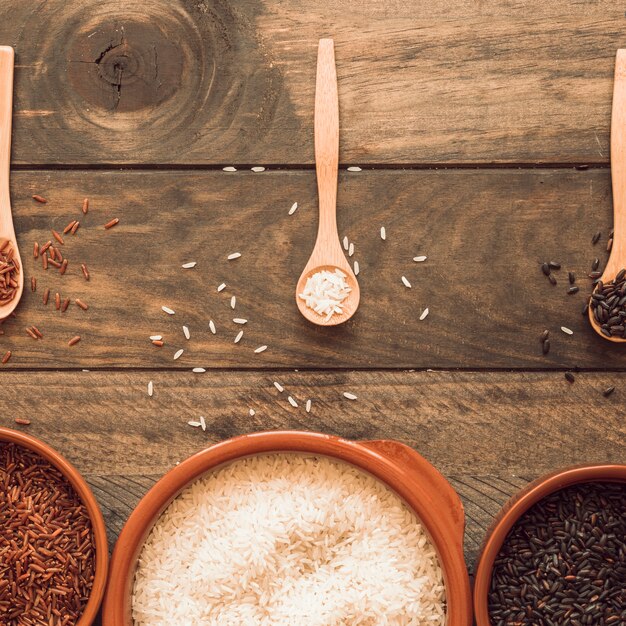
0, 168, 622, 369
1, 369, 623, 568
0, 1, 623, 165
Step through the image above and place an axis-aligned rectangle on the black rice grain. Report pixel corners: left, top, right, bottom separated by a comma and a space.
488, 482, 626, 626
589, 269, 626, 337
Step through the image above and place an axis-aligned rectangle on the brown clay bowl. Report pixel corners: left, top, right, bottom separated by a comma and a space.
103, 430, 472, 625
473, 464, 626, 625
0, 426, 109, 625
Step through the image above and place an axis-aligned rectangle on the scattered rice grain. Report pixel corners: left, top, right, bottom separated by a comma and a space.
420, 308, 430, 321
162, 306, 175, 315
254, 345, 268, 353
343, 392, 357, 400
288, 202, 298, 215
380, 226, 386, 240
182, 262, 197, 269
288, 396, 298, 407
173, 349, 184, 360
234, 330, 243, 343
401, 276, 411, 288
183, 325, 190, 340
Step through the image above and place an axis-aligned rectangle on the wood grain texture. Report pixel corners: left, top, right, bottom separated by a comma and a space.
0, 369, 623, 567
0, 168, 623, 369
0, 0, 625, 164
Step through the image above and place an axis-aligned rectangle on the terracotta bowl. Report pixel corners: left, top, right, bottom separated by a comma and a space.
103, 430, 472, 625
0, 426, 109, 625
473, 464, 626, 625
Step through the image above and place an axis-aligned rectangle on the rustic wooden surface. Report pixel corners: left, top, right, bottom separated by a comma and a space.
0, 0, 625, 165
0, 1, 625, 621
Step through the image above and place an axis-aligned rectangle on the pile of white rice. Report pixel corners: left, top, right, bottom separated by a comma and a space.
132, 454, 446, 625
298, 269, 352, 320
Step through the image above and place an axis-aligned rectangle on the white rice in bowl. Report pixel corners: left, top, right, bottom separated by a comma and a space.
132, 453, 446, 625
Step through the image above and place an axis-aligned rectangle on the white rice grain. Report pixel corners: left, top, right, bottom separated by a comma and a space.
149, 335, 162, 341
561, 326, 574, 335
230, 296, 236, 310
347, 166, 362, 171
161, 306, 175, 315
234, 330, 243, 344
181, 262, 197, 269
217, 283, 226, 292
380, 226, 386, 240
192, 368, 206, 373
288, 202, 298, 215
209, 320, 216, 335
199, 415, 206, 432
147, 381, 153, 397
227, 252, 242, 261
251, 166, 265, 172
343, 236, 349, 251
254, 345, 268, 354
183, 325, 190, 340
132, 454, 446, 626
401, 276, 412, 288
343, 392, 357, 400
413, 256, 427, 263
249, 409, 255, 417
420, 308, 430, 321
273, 382, 284, 393
173, 349, 184, 360
287, 396, 298, 408
233, 318, 247, 325
222, 166, 237, 172
348, 242, 354, 257
354, 261, 360, 276
305, 399, 312, 413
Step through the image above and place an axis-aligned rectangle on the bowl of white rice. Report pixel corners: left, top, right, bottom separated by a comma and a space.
103, 430, 472, 625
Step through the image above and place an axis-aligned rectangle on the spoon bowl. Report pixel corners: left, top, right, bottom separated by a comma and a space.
296, 263, 360, 326
589, 49, 626, 342
296, 39, 359, 326
0, 46, 22, 320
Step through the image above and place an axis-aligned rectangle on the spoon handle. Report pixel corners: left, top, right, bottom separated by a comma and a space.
610, 49, 626, 275
0, 46, 14, 231
314, 39, 340, 247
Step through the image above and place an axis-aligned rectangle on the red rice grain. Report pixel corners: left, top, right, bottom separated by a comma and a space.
0, 442, 96, 623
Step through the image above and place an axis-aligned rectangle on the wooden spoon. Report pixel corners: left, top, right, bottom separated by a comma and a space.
589, 49, 626, 342
295, 39, 360, 326
0, 46, 22, 320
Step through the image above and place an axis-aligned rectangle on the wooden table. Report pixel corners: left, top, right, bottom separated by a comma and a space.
1, 0, 625, 595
